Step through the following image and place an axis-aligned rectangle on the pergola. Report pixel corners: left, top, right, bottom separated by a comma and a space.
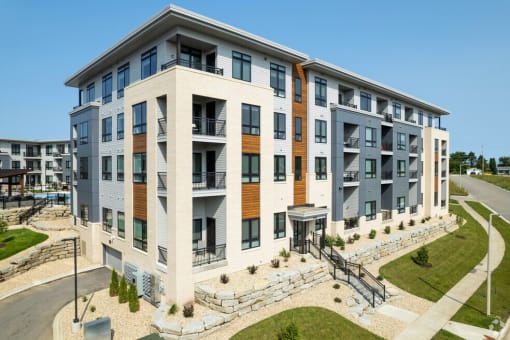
0, 169, 30, 197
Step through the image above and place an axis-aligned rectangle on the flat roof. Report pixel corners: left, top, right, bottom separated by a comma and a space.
0, 138, 69, 144
288, 206, 329, 222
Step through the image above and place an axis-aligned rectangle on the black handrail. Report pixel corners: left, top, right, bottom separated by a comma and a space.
343, 171, 359, 182
192, 244, 226, 266
345, 261, 385, 307
381, 171, 392, 180
344, 137, 359, 148
192, 172, 226, 190
161, 58, 224, 75
192, 117, 226, 137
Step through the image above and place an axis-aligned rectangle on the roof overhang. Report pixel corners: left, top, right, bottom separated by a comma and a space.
0, 169, 31, 178
288, 205, 329, 222
302, 59, 450, 116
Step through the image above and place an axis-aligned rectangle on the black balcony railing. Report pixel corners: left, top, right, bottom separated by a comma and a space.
192, 118, 226, 137
341, 101, 358, 109
344, 137, 359, 149
441, 149, 447, 156
409, 170, 418, 179
343, 171, 359, 182
441, 200, 447, 207
53, 166, 63, 172
410, 145, 419, 154
192, 244, 226, 267
344, 216, 359, 230
407, 119, 417, 124
381, 171, 392, 180
158, 172, 167, 192
410, 205, 418, 214
158, 118, 167, 136
384, 113, 393, 123
441, 170, 447, 177
158, 245, 167, 265
381, 143, 393, 152
53, 152, 63, 158
161, 58, 224, 75
382, 210, 392, 221
24, 151, 41, 157
192, 172, 226, 190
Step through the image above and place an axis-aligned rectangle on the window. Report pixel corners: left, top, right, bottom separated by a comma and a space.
428, 114, 433, 127
65, 160, 70, 169
315, 77, 327, 106
117, 63, 129, 98
365, 201, 376, 221
242, 104, 260, 135
294, 77, 302, 102
397, 160, 406, 177
315, 157, 327, 180
242, 154, 260, 183
270, 63, 285, 97
79, 157, 88, 179
78, 89, 83, 106
133, 218, 147, 251
80, 205, 89, 226
117, 212, 125, 238
45, 175, 53, 184
295, 117, 302, 141
393, 102, 401, 119
434, 192, 438, 206
12, 161, 20, 169
365, 127, 376, 147
315, 119, 327, 143
418, 111, 424, 125
397, 133, 406, 150
117, 113, 124, 140
434, 138, 439, 152
133, 153, 146, 183
11, 144, 20, 155
397, 197, 405, 214
360, 91, 371, 112
102, 208, 113, 233
141, 47, 157, 79
102, 156, 112, 180
274, 112, 286, 139
232, 51, 251, 81
181, 45, 202, 69
45, 161, 53, 170
295, 156, 302, 181
242, 218, 260, 249
192, 153, 202, 183
86, 83, 95, 103
315, 218, 325, 231
133, 102, 147, 134
102, 73, 112, 104
117, 155, 124, 181
365, 159, 376, 179
434, 161, 438, 176
102, 117, 112, 142
46, 145, 53, 155
274, 155, 286, 181
79, 122, 88, 144
65, 176, 70, 183
274, 212, 286, 239
193, 219, 202, 250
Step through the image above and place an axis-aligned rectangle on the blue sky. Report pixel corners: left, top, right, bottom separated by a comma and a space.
0, 0, 508, 159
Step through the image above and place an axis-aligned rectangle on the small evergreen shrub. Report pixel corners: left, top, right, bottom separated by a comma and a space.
300, 257, 306, 263
128, 283, 140, 312
90, 305, 96, 312
325, 235, 334, 247
183, 303, 194, 318
369, 229, 376, 239
384, 226, 391, 234
168, 304, 178, 315
409, 219, 416, 226
398, 221, 405, 230
279, 248, 291, 262
377, 275, 384, 281
271, 258, 280, 268
0, 220, 7, 233
333, 283, 340, 289
353, 233, 360, 241
247, 265, 258, 274
421, 218, 426, 224
109, 269, 119, 297
220, 273, 229, 284
82, 296, 88, 302
334, 236, 345, 247
334, 297, 342, 303
414, 246, 429, 266
425, 216, 431, 221
118, 275, 128, 304
277, 321, 301, 340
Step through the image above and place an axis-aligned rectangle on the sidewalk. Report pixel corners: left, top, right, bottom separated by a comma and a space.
394, 198, 506, 340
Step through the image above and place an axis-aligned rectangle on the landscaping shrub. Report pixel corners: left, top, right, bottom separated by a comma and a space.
334, 297, 342, 303
0, 220, 7, 233
353, 233, 360, 241
334, 236, 345, 247
377, 275, 384, 281
413, 246, 429, 266
409, 219, 415, 226
109, 269, 119, 297
425, 216, 431, 221
333, 283, 340, 289
277, 321, 301, 340
118, 275, 128, 304
82, 296, 88, 302
220, 273, 229, 284
325, 235, 334, 247
369, 229, 376, 239
384, 226, 391, 234
300, 257, 306, 263
128, 283, 140, 313
168, 304, 178, 315
247, 265, 258, 274
279, 248, 291, 262
271, 258, 280, 268
183, 303, 194, 318
90, 305, 96, 312
398, 221, 405, 230
421, 218, 426, 224
347, 236, 354, 244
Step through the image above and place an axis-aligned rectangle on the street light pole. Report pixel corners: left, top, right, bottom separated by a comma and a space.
487, 213, 499, 316
63, 236, 80, 332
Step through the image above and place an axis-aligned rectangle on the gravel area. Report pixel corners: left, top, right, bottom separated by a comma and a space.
32, 217, 73, 230
164, 301, 216, 326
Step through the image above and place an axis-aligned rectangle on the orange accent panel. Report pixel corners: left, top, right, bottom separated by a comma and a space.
292, 64, 307, 205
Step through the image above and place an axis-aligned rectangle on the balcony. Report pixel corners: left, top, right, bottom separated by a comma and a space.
161, 58, 224, 75
409, 145, 419, 154
53, 152, 63, 158
192, 172, 226, 191
441, 170, 447, 178
193, 118, 226, 138
343, 171, 359, 183
340, 101, 357, 109
158, 245, 167, 265
407, 118, 417, 124
158, 118, 167, 137
157, 172, 167, 196
381, 143, 393, 152
381, 171, 393, 180
382, 210, 392, 221
409, 170, 418, 179
24, 151, 41, 158
384, 113, 393, 123
410, 205, 418, 215
344, 216, 359, 230
53, 166, 63, 172
344, 137, 359, 149
441, 200, 447, 208
192, 244, 226, 267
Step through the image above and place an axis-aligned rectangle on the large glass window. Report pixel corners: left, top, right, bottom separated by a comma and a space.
418, 111, 424, 125
393, 102, 401, 119
397, 133, 406, 150
274, 155, 286, 182
133, 102, 147, 134
295, 156, 302, 181
102, 156, 112, 180
428, 114, 433, 127
79, 122, 88, 144
242, 218, 260, 249
365, 159, 376, 179
11, 144, 20, 155
360, 91, 371, 112
274, 212, 286, 239
315, 119, 327, 143
192, 153, 202, 183
80, 205, 89, 226
133, 218, 147, 251
12, 161, 20, 169
295, 117, 302, 141
117, 155, 124, 181
181, 46, 202, 69
46, 145, 53, 155
232, 51, 251, 81
294, 77, 302, 102
79, 157, 88, 179
102, 73, 112, 104
315, 77, 327, 106
242, 154, 260, 183
365, 201, 376, 221
45, 161, 52, 170
270, 63, 286, 97
397, 160, 406, 177
397, 197, 405, 214
193, 219, 202, 250
46, 175, 53, 184
117, 113, 124, 140
102, 117, 112, 142
315, 218, 325, 231
117, 63, 129, 98
315, 157, 327, 180
365, 127, 376, 147
117, 212, 125, 238
242, 104, 260, 135
86, 83, 95, 103
141, 47, 157, 79
274, 112, 286, 139
102, 208, 112, 232
133, 153, 146, 183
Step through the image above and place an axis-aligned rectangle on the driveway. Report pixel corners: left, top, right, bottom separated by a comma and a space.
451, 175, 510, 220
0, 267, 111, 340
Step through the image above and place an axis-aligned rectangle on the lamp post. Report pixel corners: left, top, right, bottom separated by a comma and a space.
487, 213, 499, 316
63, 236, 80, 332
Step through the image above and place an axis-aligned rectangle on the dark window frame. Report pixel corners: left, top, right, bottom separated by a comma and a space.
79, 157, 88, 179
295, 156, 302, 181
133, 218, 147, 251
274, 155, 286, 182
86, 83, 95, 103
133, 102, 147, 135
102, 116, 112, 142
360, 91, 371, 112
79, 121, 88, 145
397, 160, 406, 177
242, 153, 260, 183
102, 73, 112, 104
242, 218, 260, 250
141, 47, 157, 80
365, 159, 376, 179
117, 212, 125, 238
117, 63, 129, 98
365, 127, 376, 147
102, 207, 113, 233
133, 153, 146, 183
11, 143, 20, 155
117, 113, 124, 140
397, 196, 405, 214
365, 201, 376, 221
274, 112, 286, 139
80, 205, 89, 226
232, 51, 251, 82
117, 155, 124, 181
270, 63, 286, 97
242, 104, 260, 135
315, 119, 327, 143
397, 133, 406, 150
294, 77, 302, 102
102, 156, 112, 180
315, 157, 327, 180
295, 117, 302, 141
393, 102, 401, 119
274, 212, 286, 239
418, 111, 424, 125
193, 218, 202, 250
315, 77, 327, 106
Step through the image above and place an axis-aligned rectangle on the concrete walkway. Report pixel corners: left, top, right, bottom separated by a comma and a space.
394, 198, 506, 340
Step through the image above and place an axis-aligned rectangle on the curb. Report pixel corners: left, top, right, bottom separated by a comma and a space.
0, 264, 104, 301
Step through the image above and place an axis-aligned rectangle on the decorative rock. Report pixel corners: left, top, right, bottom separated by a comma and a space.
202, 314, 224, 330
161, 321, 182, 335
181, 321, 204, 335
215, 290, 234, 300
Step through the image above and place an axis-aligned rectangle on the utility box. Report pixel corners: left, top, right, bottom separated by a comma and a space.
84, 317, 111, 340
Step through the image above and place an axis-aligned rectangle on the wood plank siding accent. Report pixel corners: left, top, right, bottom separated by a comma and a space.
242, 134, 260, 219
133, 133, 147, 221
292, 64, 307, 205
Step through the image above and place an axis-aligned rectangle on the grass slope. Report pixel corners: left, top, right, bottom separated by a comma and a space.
474, 175, 510, 191
449, 180, 468, 196
0, 228, 49, 260
380, 205, 487, 302
451, 201, 510, 329
230, 307, 382, 340
431, 329, 463, 340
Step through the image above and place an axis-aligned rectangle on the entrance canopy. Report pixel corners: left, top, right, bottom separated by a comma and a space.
0, 169, 30, 197
287, 204, 329, 222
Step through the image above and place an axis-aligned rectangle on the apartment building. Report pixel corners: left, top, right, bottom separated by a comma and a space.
65, 5, 450, 304
0, 138, 72, 190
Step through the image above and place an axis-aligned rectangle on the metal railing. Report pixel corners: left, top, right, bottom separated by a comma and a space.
344, 216, 359, 230
53, 152, 63, 158
441, 170, 447, 177
23, 151, 41, 157
441, 149, 447, 156
409, 170, 418, 179
382, 210, 392, 221
384, 113, 393, 123
161, 58, 224, 75
289, 237, 309, 254
441, 199, 447, 207
192, 172, 226, 190
192, 117, 226, 137
53, 166, 63, 172
407, 118, 417, 124
192, 244, 226, 267
341, 101, 358, 109
158, 245, 167, 265
157, 172, 167, 192
343, 171, 359, 182
410, 145, 419, 154
410, 205, 418, 214
344, 137, 359, 149
158, 118, 167, 136
344, 261, 386, 307
381, 171, 392, 180
381, 143, 393, 151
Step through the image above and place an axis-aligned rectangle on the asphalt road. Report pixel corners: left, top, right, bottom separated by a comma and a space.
0, 267, 111, 340
451, 175, 510, 220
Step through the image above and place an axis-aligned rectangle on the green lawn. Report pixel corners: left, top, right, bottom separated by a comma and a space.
449, 180, 468, 196
379, 204, 487, 302
474, 175, 510, 191
431, 329, 463, 340
230, 307, 382, 340
0, 228, 48, 260
450, 198, 459, 204
451, 201, 510, 329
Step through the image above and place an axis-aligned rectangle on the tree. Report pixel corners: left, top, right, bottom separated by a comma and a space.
499, 156, 510, 166
128, 283, 140, 312
449, 151, 468, 174
477, 155, 488, 172
118, 275, 128, 303
489, 158, 497, 174
468, 152, 477, 167
109, 269, 119, 297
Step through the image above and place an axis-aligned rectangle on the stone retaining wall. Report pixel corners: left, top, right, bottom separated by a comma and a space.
0, 205, 70, 225
151, 262, 331, 339
0, 207, 31, 225
0, 237, 80, 282
341, 219, 457, 265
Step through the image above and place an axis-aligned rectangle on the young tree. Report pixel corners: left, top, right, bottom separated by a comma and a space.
477, 155, 488, 172
489, 158, 497, 174
468, 151, 476, 167
109, 269, 119, 297
499, 156, 510, 166
128, 283, 140, 312
118, 275, 128, 303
